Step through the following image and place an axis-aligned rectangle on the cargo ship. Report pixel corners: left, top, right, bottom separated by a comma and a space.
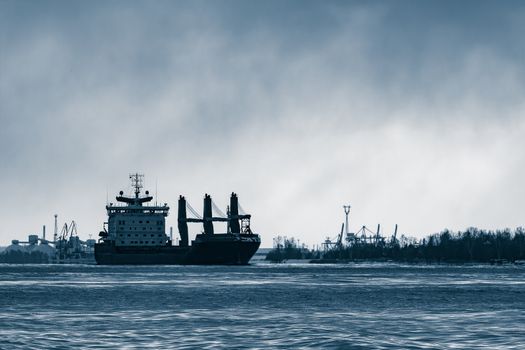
94, 174, 261, 265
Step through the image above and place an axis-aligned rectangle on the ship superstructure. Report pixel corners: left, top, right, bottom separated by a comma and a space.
101, 174, 170, 248
95, 174, 260, 265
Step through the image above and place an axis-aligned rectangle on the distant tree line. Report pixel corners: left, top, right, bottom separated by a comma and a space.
266, 227, 525, 263
265, 236, 321, 262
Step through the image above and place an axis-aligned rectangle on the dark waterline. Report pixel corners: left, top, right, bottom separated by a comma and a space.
0, 263, 524, 349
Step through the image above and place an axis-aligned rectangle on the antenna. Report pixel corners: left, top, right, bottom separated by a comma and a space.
129, 173, 144, 198
155, 178, 158, 206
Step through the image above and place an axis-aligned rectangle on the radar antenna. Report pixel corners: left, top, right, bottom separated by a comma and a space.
129, 173, 144, 198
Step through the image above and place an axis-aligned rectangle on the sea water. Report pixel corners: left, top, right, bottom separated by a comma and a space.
0, 263, 524, 349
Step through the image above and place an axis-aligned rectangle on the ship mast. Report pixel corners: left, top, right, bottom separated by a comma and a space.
114, 173, 153, 207
130, 173, 144, 198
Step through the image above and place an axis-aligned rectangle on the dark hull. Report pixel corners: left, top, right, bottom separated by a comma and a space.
95, 234, 260, 265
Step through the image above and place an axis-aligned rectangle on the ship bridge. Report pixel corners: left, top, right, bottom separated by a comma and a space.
106, 173, 169, 215
104, 174, 169, 247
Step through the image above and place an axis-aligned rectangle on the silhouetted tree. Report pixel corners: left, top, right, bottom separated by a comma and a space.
266, 227, 525, 263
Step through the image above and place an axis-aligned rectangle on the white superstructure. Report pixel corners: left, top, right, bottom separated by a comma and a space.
104, 174, 170, 247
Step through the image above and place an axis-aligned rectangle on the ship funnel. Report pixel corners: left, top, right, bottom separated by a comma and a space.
203, 194, 214, 235
229, 192, 241, 234
177, 196, 189, 247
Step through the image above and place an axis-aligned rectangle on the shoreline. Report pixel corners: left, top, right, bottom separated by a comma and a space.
271, 258, 525, 266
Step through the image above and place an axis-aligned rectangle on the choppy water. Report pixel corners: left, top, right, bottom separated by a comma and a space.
0, 263, 524, 349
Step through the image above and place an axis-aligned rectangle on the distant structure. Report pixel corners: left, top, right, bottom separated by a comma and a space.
322, 204, 398, 251
0, 215, 95, 264
54, 219, 95, 263
343, 204, 354, 245
2, 225, 56, 263
54, 214, 58, 244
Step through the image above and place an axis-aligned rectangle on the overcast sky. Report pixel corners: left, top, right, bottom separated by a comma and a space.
1, 0, 524, 247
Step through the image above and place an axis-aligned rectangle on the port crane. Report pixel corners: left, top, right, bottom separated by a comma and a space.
323, 205, 398, 249
55, 220, 89, 261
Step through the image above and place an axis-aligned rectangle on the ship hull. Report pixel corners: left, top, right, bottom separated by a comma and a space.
94, 234, 260, 265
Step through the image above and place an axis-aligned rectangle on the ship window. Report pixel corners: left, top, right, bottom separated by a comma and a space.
143, 227, 146, 231
140, 241, 143, 244
158, 234, 162, 237
151, 234, 154, 237
139, 220, 143, 223
127, 234, 131, 237
145, 241, 148, 244
119, 234, 123, 237
146, 221, 150, 223
135, 234, 138, 237
121, 241, 124, 244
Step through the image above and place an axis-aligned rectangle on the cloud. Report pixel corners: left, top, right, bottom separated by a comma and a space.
1, 0, 524, 246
